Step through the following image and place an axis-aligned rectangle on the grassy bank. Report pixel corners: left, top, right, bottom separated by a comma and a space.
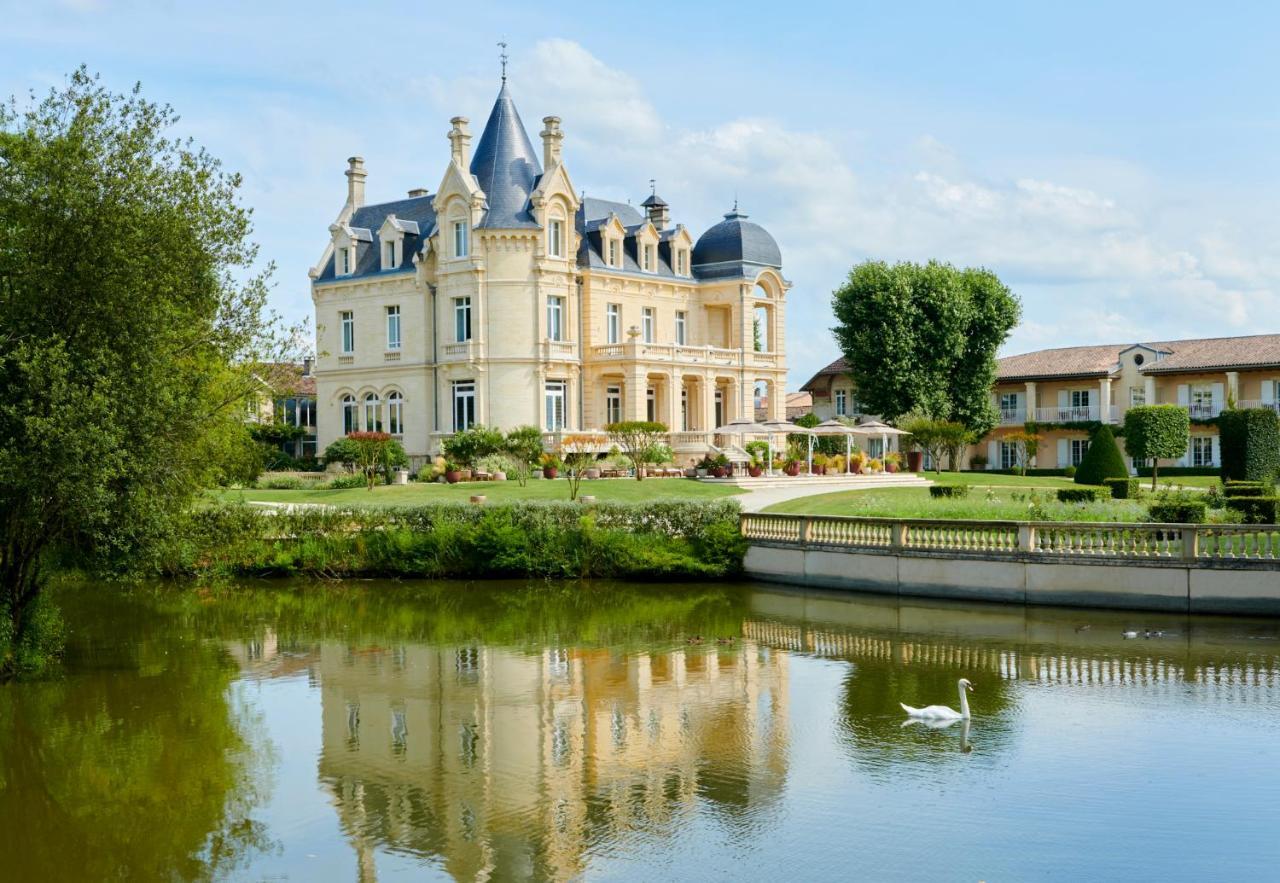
213, 476, 742, 508
765, 485, 1148, 521
157, 500, 746, 581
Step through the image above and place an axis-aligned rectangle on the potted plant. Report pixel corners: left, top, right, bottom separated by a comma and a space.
827, 454, 845, 476
747, 454, 764, 478
783, 460, 801, 477
868, 457, 883, 474
539, 453, 561, 479
812, 453, 828, 475
885, 451, 902, 474
477, 454, 509, 482
907, 450, 924, 472
444, 461, 463, 484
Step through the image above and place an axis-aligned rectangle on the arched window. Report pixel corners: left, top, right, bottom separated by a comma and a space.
387, 391, 404, 435
363, 393, 380, 431
341, 395, 358, 435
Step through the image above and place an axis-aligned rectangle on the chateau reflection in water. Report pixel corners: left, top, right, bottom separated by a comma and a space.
302, 640, 789, 881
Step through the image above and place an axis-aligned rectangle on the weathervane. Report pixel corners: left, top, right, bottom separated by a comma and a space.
649, 178, 656, 196
498, 40, 509, 82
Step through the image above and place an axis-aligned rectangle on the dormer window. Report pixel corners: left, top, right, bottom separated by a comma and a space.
676, 248, 688, 276
608, 239, 620, 268
549, 219, 564, 258
453, 221, 469, 258
643, 244, 655, 272
383, 240, 397, 269
339, 247, 353, 276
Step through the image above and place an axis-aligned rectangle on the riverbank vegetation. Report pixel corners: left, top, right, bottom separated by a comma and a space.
154, 501, 747, 581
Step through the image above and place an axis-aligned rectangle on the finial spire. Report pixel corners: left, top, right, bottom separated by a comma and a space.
649, 178, 656, 196
498, 39, 509, 82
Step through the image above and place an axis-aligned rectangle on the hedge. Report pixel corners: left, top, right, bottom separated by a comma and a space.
152, 501, 747, 581
1147, 499, 1207, 523
1225, 496, 1279, 524
1219, 408, 1280, 484
1056, 487, 1108, 503
1136, 466, 1218, 477
1223, 484, 1267, 498
1074, 425, 1128, 486
929, 485, 970, 498
965, 468, 1069, 477
1104, 477, 1140, 499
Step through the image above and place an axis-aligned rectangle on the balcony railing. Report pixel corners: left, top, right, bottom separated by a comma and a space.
998, 408, 1027, 426
590, 343, 761, 367
1033, 405, 1101, 423
1185, 403, 1225, 420
1236, 400, 1280, 414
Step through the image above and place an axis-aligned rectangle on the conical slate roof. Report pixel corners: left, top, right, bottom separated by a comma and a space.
469, 83, 542, 229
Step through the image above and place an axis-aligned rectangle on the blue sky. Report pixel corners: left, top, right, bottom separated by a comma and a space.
5, 0, 1279, 386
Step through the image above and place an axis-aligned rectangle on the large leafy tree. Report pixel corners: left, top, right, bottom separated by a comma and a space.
0, 70, 286, 675
831, 260, 1020, 436
1123, 405, 1190, 489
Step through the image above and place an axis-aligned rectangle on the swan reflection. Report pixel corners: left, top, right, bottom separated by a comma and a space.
901, 716, 973, 753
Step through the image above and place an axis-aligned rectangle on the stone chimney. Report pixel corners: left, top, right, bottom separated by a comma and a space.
345, 156, 366, 208
641, 191, 669, 230
407, 187, 429, 198
448, 117, 472, 167
540, 116, 564, 169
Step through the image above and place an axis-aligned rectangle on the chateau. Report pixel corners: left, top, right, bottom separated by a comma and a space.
802, 333, 1280, 471
310, 78, 790, 460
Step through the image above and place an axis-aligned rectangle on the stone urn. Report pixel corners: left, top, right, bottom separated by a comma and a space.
469, 495, 486, 504
585, 467, 601, 480
395, 468, 410, 485
491, 471, 507, 482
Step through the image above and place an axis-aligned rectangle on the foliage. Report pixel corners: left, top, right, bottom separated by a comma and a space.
247, 421, 305, 445
325, 474, 367, 490
1056, 487, 1107, 503
256, 475, 305, 490
606, 420, 669, 481
322, 436, 359, 469
929, 485, 970, 499
442, 424, 506, 468
1147, 490, 1207, 524
1124, 405, 1190, 490
1074, 425, 1128, 486
1136, 466, 1218, 477
504, 425, 546, 467
969, 453, 988, 470
1218, 408, 1280, 484
830, 259, 1020, 436
1004, 429, 1041, 477
901, 416, 946, 473
745, 440, 771, 465
1225, 495, 1278, 524
0, 70, 290, 675
1223, 483, 1266, 498
1104, 477, 1140, 500
793, 412, 820, 428
153, 500, 746, 580
346, 431, 397, 490
557, 434, 602, 501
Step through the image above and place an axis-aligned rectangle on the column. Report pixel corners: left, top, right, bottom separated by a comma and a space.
626, 365, 647, 420
1098, 377, 1112, 423
702, 375, 716, 431
1226, 371, 1240, 406
768, 377, 784, 421
1024, 381, 1037, 422
668, 370, 681, 432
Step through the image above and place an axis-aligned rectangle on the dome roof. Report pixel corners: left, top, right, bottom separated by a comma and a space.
692, 209, 781, 269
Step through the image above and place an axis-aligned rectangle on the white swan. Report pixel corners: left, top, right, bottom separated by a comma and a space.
901, 678, 973, 720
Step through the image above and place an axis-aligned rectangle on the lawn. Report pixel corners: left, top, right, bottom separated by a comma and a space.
213, 476, 743, 508
763, 484, 1146, 521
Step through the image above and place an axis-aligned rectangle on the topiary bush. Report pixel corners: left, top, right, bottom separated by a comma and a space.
1223, 484, 1267, 498
1147, 495, 1207, 524
1104, 477, 1140, 499
1074, 425, 1129, 486
1219, 408, 1280, 484
1225, 496, 1279, 524
1124, 405, 1190, 489
1056, 487, 1107, 503
325, 474, 367, 490
929, 485, 970, 498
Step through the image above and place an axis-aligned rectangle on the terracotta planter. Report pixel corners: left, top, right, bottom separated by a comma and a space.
460, 469, 473, 481
886, 463, 899, 473
444, 470, 462, 484
811, 464, 824, 475
784, 463, 800, 477
907, 451, 923, 472
585, 468, 601, 480
543, 467, 558, 479
491, 471, 506, 482
748, 465, 763, 478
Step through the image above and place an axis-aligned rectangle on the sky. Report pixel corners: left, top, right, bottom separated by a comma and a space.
5, 0, 1280, 388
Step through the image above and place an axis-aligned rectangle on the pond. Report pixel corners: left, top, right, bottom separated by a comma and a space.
4, 580, 1280, 880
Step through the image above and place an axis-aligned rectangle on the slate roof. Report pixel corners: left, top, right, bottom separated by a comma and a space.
691, 209, 782, 279
313, 195, 436, 283
470, 83, 542, 229
574, 198, 689, 280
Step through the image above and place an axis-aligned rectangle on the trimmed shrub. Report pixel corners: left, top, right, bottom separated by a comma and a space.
1219, 408, 1280, 484
1225, 496, 1279, 524
929, 485, 970, 498
1063, 465, 1077, 479
1147, 499, 1207, 524
1056, 487, 1107, 503
1136, 466, 1219, 477
1224, 484, 1267, 498
256, 475, 304, 490
1074, 425, 1128, 486
1124, 405, 1190, 487
325, 474, 367, 490
1104, 477, 1140, 499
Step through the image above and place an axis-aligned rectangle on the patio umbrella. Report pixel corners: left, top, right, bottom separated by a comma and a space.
850, 419, 911, 465
711, 419, 777, 476
810, 419, 862, 473
763, 420, 816, 475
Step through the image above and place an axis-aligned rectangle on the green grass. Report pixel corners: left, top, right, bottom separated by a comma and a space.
764, 485, 1146, 521
922, 471, 1075, 488
213, 477, 743, 508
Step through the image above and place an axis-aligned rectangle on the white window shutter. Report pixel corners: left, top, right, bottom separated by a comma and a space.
1177, 384, 1189, 406
1057, 438, 1068, 468
1212, 434, 1220, 468
1264, 381, 1277, 405
1212, 382, 1224, 413
1057, 390, 1069, 408
987, 441, 997, 470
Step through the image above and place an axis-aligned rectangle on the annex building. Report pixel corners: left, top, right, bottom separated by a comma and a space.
309, 77, 790, 460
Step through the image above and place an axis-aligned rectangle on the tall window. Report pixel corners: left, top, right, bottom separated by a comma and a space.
606, 386, 622, 425
1191, 436, 1214, 467
383, 240, 396, 269
363, 393, 380, 431
1070, 389, 1091, 408
452, 381, 476, 431
646, 387, 657, 422
1070, 437, 1089, 466
1000, 441, 1019, 470
454, 297, 472, 342
386, 305, 401, 350
387, 391, 403, 435
453, 221, 468, 258
675, 311, 687, 346
680, 387, 689, 431
835, 389, 848, 416
606, 304, 620, 344
342, 394, 358, 434
545, 380, 566, 430
608, 239, 619, 268
340, 311, 354, 354
1130, 387, 1146, 407
643, 244, 655, 272
642, 307, 654, 343
546, 296, 564, 342
676, 249, 687, 276
549, 220, 564, 258
1190, 384, 1215, 419
340, 247, 352, 275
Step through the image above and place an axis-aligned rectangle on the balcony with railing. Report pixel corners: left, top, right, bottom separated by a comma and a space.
1236, 400, 1280, 414
1031, 405, 1118, 424
590, 342, 763, 368
1185, 402, 1225, 420
998, 407, 1027, 426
